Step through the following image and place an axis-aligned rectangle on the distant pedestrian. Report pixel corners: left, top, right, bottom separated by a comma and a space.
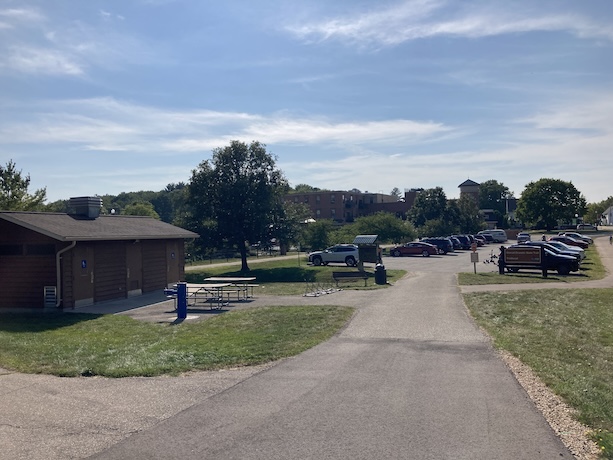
541, 234, 547, 241
609, 234, 612, 245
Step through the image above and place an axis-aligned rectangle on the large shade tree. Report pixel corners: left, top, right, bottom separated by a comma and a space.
516, 178, 587, 231
0, 160, 47, 211
408, 187, 447, 227
352, 211, 416, 243
187, 141, 288, 271
478, 179, 512, 227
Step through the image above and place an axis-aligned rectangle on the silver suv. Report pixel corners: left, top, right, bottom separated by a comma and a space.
308, 244, 359, 267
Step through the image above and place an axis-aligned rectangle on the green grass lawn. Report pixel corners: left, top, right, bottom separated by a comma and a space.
185, 257, 406, 295
464, 289, 613, 458
459, 245, 606, 285
0, 305, 353, 378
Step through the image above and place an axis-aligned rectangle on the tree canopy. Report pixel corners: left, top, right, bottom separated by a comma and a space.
290, 184, 324, 193
0, 160, 47, 211
122, 201, 160, 219
584, 196, 613, 225
478, 179, 512, 227
516, 178, 586, 231
408, 187, 447, 227
187, 140, 288, 271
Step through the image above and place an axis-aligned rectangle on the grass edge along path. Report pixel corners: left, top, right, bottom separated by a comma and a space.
464, 288, 613, 459
0, 305, 354, 378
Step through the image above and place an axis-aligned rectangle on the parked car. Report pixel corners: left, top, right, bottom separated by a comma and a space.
468, 235, 484, 246
558, 232, 593, 244
479, 233, 495, 243
543, 240, 586, 260
449, 236, 463, 250
577, 223, 597, 231
308, 244, 359, 266
548, 235, 589, 249
451, 235, 472, 250
516, 232, 531, 243
390, 242, 438, 257
421, 237, 454, 254
473, 234, 488, 245
520, 241, 582, 263
477, 229, 508, 243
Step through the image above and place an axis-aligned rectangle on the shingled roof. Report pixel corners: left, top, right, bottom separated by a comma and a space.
0, 211, 199, 242
458, 179, 480, 187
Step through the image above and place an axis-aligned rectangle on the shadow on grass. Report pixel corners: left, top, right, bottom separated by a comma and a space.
186, 266, 320, 283
0, 312, 103, 333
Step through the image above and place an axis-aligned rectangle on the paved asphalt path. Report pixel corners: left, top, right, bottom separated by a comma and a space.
90, 254, 576, 458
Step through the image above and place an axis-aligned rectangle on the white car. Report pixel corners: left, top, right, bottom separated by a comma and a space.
516, 232, 531, 243
478, 229, 508, 243
308, 244, 359, 267
545, 240, 586, 260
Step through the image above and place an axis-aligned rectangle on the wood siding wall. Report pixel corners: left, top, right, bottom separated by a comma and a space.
0, 220, 58, 308
94, 242, 127, 302
142, 241, 168, 292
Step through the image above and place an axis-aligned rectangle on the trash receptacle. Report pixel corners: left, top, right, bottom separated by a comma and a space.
375, 263, 387, 285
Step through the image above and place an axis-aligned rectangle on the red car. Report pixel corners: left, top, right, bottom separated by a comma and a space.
390, 242, 438, 257
548, 235, 589, 249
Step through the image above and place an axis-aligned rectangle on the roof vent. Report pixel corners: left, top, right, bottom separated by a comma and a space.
69, 196, 102, 219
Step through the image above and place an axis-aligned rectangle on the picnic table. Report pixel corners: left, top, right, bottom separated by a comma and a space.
165, 283, 231, 310
203, 277, 257, 300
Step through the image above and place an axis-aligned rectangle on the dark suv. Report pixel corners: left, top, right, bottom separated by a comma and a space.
451, 235, 472, 250
421, 237, 454, 254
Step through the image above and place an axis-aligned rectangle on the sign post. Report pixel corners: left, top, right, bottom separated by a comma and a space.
470, 244, 479, 273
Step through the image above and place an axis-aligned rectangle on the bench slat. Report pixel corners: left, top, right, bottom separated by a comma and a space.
332, 271, 369, 286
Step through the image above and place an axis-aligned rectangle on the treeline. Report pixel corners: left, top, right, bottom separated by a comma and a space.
4, 156, 607, 265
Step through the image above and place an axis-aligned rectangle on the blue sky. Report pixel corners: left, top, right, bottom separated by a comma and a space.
1, 0, 612, 204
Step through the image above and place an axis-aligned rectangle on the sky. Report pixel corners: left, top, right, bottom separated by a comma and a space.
1, 0, 612, 204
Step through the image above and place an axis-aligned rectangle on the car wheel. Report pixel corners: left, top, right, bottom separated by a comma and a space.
437, 248, 445, 255
345, 256, 356, 267
422, 250, 430, 257
392, 250, 401, 257
312, 256, 322, 266
557, 265, 571, 276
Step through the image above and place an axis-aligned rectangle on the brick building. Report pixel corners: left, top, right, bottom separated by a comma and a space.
285, 188, 423, 223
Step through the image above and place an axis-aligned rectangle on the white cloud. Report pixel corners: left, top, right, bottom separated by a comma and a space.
285, 0, 613, 47
516, 95, 613, 134
0, 7, 45, 25
3, 45, 84, 75
0, 97, 452, 153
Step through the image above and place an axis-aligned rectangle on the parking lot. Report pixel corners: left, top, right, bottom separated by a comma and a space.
380, 244, 502, 275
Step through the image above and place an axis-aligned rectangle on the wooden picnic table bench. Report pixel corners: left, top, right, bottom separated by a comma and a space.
165, 283, 231, 310
204, 277, 257, 300
332, 271, 369, 287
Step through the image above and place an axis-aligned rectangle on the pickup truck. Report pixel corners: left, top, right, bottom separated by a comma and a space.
500, 245, 579, 276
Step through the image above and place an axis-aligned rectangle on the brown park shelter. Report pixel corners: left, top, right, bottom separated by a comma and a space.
0, 205, 198, 309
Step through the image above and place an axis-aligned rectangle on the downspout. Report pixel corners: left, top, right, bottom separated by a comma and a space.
56, 241, 77, 308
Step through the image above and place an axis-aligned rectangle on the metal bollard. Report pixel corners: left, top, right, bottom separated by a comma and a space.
177, 282, 187, 320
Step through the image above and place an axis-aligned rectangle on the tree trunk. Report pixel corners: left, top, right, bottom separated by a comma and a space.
240, 245, 250, 272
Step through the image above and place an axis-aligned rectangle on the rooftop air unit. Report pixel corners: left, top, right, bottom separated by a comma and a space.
68, 196, 103, 219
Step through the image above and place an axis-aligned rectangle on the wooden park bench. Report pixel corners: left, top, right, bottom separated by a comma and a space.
332, 271, 369, 287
